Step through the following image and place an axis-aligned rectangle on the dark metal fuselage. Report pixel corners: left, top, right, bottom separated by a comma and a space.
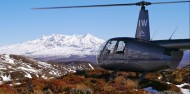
97, 37, 185, 72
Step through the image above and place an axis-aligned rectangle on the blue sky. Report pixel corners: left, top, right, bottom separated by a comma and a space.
0, 0, 189, 46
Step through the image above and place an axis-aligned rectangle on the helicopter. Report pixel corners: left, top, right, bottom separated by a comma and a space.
34, 1, 190, 74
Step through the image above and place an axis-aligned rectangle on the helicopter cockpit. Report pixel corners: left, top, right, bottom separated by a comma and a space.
97, 38, 128, 70
106, 40, 127, 54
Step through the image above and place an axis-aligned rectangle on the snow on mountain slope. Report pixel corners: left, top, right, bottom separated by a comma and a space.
0, 54, 96, 83
0, 34, 105, 58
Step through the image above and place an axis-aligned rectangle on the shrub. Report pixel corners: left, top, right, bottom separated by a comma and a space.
145, 73, 162, 80
113, 76, 138, 90
85, 69, 110, 79
114, 76, 126, 85
168, 84, 181, 92
15, 86, 30, 94
61, 74, 84, 84
84, 78, 105, 92
31, 79, 46, 91
167, 67, 190, 84
70, 84, 93, 94
127, 72, 137, 78
0, 84, 18, 94
10, 71, 25, 80
102, 83, 116, 93
125, 79, 138, 90
171, 70, 184, 84
112, 83, 126, 91
17, 78, 52, 93
47, 79, 70, 93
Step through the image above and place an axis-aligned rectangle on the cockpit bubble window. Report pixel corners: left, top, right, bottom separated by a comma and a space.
104, 40, 117, 54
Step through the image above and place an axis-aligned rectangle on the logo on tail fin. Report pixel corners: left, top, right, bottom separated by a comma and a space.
139, 19, 148, 27
135, 9, 150, 41
139, 30, 146, 37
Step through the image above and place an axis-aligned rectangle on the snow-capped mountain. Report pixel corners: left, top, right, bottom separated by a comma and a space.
0, 54, 96, 83
0, 34, 105, 62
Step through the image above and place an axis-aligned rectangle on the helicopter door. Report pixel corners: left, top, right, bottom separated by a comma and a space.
101, 40, 117, 61
114, 41, 127, 60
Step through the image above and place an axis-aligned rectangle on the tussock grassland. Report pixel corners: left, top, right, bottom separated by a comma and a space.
0, 66, 189, 94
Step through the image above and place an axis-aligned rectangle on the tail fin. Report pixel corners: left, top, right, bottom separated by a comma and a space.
135, 8, 150, 41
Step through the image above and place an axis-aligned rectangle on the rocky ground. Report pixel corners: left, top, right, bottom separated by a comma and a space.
0, 54, 95, 84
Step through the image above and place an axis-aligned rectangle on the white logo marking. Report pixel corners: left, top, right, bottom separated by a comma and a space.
138, 19, 148, 27
139, 30, 146, 37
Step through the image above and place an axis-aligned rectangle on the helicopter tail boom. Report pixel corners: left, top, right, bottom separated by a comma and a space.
152, 39, 190, 50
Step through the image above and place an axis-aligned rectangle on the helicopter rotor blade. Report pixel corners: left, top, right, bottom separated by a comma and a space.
151, 0, 190, 5
32, 3, 137, 10
33, 0, 190, 10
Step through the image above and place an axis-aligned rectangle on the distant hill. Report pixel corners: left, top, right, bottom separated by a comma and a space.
0, 54, 95, 83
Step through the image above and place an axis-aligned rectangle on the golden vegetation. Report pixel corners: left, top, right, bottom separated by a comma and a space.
0, 84, 18, 94
0, 68, 189, 94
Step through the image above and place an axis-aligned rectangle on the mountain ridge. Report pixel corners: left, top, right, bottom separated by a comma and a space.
0, 34, 105, 62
